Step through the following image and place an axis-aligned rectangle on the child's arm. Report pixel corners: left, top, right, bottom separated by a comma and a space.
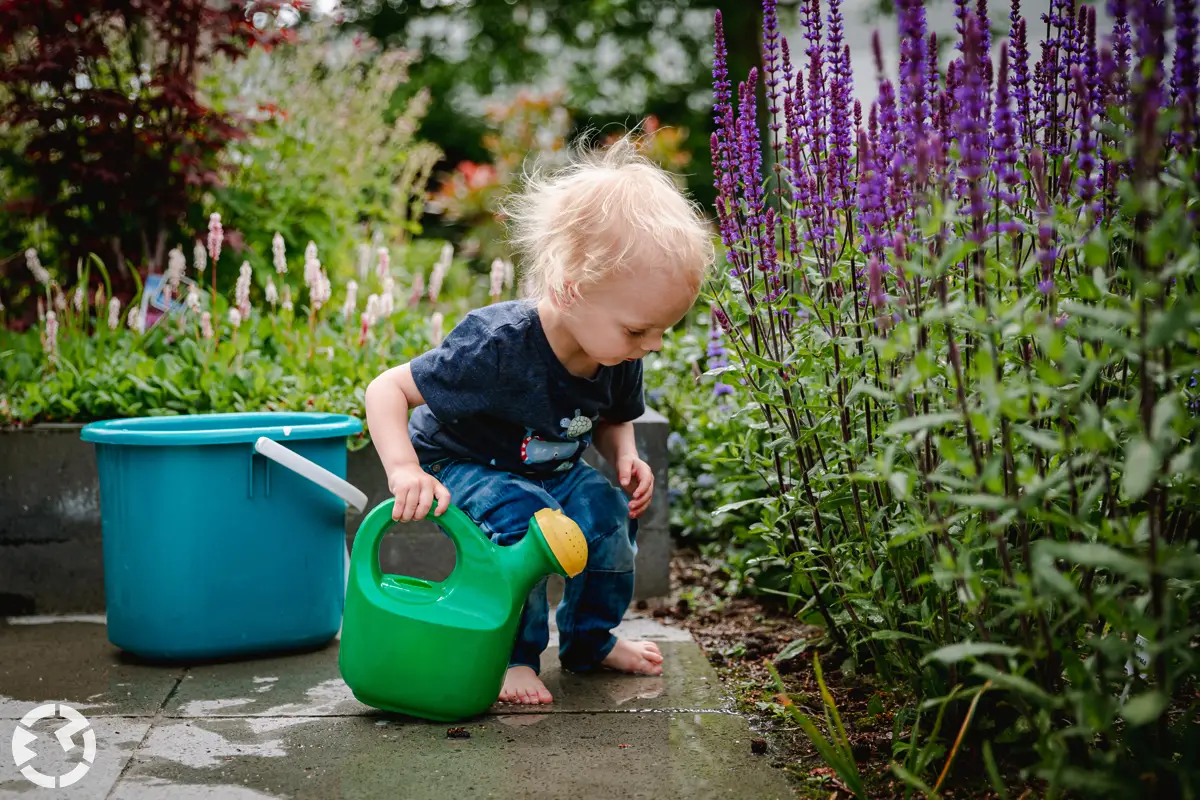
365, 364, 450, 521
594, 421, 654, 519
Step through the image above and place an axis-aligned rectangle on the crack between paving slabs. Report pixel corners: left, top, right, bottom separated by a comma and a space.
103, 666, 189, 800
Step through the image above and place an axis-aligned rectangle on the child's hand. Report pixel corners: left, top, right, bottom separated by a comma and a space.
617, 454, 654, 519
387, 463, 451, 522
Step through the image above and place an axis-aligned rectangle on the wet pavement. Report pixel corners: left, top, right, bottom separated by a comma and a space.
0, 615, 790, 799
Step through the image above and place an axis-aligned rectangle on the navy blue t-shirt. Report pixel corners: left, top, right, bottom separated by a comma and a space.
407, 301, 645, 476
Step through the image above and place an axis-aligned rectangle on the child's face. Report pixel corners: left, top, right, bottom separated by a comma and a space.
563, 264, 699, 367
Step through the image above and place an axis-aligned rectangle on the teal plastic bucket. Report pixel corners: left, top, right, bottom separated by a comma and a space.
81, 412, 364, 660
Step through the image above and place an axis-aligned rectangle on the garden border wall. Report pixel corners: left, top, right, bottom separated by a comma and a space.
0, 411, 670, 615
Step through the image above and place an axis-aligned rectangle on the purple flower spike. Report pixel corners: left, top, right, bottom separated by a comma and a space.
1172, 0, 1199, 148
1012, 18, 1034, 149
899, 0, 930, 161
707, 306, 734, 399
1109, 0, 1132, 108
829, 0, 854, 210
868, 254, 886, 310
763, 0, 782, 140
992, 44, 1022, 234
954, 13, 991, 235
712, 11, 736, 194
857, 127, 888, 257
1071, 66, 1099, 213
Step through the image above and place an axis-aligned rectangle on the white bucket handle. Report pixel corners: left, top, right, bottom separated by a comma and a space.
253, 437, 368, 513
254, 436, 366, 595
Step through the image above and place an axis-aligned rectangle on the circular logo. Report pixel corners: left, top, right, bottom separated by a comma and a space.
10, 703, 96, 789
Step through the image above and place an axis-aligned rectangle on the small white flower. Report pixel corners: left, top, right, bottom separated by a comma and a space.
428, 243, 452, 303
273, 232, 287, 274
265, 277, 278, 307
166, 245, 186, 290
43, 310, 58, 356
235, 261, 252, 317
489, 258, 504, 300
73, 285, 85, 312
376, 247, 390, 282
194, 240, 207, 273
229, 307, 242, 329
108, 297, 121, 330
430, 311, 444, 346
365, 293, 380, 326
53, 289, 66, 312
207, 213, 223, 264
127, 305, 144, 334
281, 284, 293, 312
408, 273, 424, 308
342, 280, 359, 320
186, 284, 202, 314
380, 277, 395, 317
94, 285, 105, 310
357, 243, 371, 281
26, 248, 50, 285
200, 311, 214, 339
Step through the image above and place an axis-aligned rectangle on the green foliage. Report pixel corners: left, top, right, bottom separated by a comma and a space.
202, 24, 442, 287
0, 240, 484, 432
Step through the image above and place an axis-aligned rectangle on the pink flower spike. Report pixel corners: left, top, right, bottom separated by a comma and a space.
207, 213, 223, 265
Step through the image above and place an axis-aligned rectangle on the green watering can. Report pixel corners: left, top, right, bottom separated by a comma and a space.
338, 499, 588, 721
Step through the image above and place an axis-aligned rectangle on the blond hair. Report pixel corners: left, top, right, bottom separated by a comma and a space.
502, 130, 714, 303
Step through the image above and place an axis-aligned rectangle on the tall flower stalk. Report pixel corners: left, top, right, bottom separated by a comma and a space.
710, 0, 1200, 790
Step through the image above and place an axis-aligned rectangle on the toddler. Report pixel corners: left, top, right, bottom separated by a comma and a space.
364, 135, 713, 705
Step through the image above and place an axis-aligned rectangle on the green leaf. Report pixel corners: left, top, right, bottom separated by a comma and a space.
774, 638, 809, 662
868, 630, 926, 643
1120, 437, 1160, 501
1060, 300, 1134, 329
1014, 424, 1062, 452
944, 493, 1012, 511
884, 411, 960, 437
1121, 691, 1168, 726
971, 663, 1056, 707
1035, 541, 1149, 582
921, 642, 1019, 667
712, 497, 770, 516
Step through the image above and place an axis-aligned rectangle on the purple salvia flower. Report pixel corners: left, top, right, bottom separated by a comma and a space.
992, 44, 1022, 234
869, 102, 880, 142
878, 76, 903, 222
854, 98, 863, 131
1030, 149, 1056, 294
712, 11, 735, 195
899, 0, 930, 167
1171, 0, 1198, 148
1108, 0, 1132, 109
1010, 0, 1021, 28
737, 70, 765, 247
1085, 6, 1101, 115
955, 13, 991, 235
763, 0, 783, 141
868, 254, 886, 311
1071, 66, 1099, 214
857, 127, 889, 257
827, 0, 854, 212
977, 0, 992, 58
1012, 18, 1034, 149
955, 0, 971, 50
1036, 44, 1063, 155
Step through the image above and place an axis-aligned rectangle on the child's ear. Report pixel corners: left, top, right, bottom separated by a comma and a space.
557, 281, 582, 308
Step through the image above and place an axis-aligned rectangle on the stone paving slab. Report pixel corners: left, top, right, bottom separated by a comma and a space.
0, 614, 791, 799
0, 716, 150, 799
0, 618, 182, 719
110, 712, 788, 800
164, 640, 725, 719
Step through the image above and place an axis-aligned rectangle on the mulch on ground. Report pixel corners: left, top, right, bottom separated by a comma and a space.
644, 549, 1030, 800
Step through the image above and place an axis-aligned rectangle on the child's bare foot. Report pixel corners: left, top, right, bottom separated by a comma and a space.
601, 639, 665, 676
498, 666, 554, 705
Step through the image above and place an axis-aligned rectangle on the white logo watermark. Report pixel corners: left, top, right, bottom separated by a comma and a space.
10, 703, 96, 789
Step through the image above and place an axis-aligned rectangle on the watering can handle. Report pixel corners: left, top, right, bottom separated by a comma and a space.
351, 498, 495, 591
253, 437, 368, 513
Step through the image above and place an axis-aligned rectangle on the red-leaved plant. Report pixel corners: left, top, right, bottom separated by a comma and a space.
0, 0, 287, 304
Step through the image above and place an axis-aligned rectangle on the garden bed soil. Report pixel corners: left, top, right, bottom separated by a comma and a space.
652, 549, 1039, 800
